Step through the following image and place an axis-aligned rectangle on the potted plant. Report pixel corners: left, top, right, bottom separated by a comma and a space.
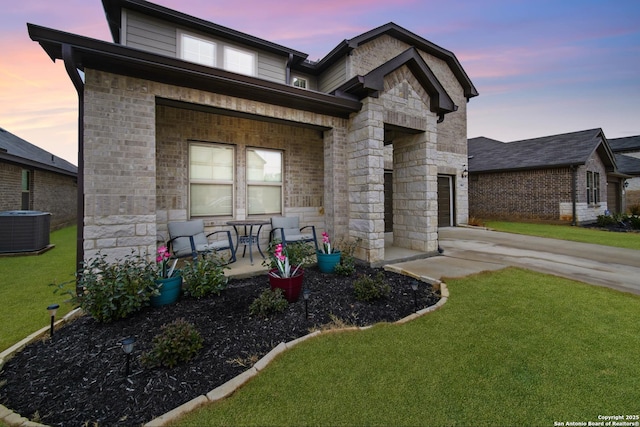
316, 232, 341, 273
150, 245, 182, 307
264, 241, 314, 302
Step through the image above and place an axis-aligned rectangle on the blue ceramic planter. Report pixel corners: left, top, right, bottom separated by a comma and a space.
316, 250, 341, 273
151, 274, 182, 307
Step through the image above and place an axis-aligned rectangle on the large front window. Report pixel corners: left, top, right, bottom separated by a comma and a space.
189, 143, 234, 216
247, 148, 282, 215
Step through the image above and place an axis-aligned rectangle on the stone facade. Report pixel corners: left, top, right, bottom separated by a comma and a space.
77, 23, 473, 265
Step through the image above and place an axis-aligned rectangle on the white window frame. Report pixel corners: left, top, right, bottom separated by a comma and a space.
178, 31, 217, 67
586, 171, 601, 205
246, 148, 283, 216
223, 46, 256, 76
188, 142, 234, 217
292, 76, 307, 89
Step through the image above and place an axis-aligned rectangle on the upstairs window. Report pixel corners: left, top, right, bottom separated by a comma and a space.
292, 77, 307, 89
189, 143, 234, 217
224, 46, 255, 76
246, 148, 282, 215
180, 33, 216, 67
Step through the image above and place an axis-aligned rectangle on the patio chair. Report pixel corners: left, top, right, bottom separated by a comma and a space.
270, 216, 319, 251
167, 220, 236, 264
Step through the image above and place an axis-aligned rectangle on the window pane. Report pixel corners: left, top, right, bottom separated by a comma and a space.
293, 77, 307, 89
248, 186, 281, 215
182, 34, 215, 67
190, 145, 233, 181
247, 149, 281, 182
21, 170, 30, 191
190, 184, 232, 216
224, 47, 254, 75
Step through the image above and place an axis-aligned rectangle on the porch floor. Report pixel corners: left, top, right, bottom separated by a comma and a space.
225, 233, 428, 279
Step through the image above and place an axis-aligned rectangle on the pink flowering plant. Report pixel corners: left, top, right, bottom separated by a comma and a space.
156, 246, 177, 279
320, 232, 336, 254
264, 240, 314, 278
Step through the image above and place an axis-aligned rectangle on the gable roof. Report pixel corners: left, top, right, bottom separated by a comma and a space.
468, 129, 617, 173
307, 22, 479, 100
608, 135, 640, 153
332, 47, 456, 120
0, 127, 77, 176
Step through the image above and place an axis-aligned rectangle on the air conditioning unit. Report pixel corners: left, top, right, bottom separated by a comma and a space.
0, 210, 51, 253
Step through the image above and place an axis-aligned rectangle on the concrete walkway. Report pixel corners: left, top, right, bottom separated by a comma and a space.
392, 227, 640, 295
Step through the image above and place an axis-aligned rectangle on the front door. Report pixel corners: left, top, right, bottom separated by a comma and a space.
384, 171, 393, 232
438, 175, 454, 227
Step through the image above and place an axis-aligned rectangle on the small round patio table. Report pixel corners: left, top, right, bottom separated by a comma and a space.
226, 219, 270, 265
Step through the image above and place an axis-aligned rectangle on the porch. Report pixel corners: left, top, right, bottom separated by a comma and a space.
225, 232, 429, 278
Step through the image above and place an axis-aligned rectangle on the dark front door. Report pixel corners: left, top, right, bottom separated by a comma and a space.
607, 181, 620, 214
438, 175, 453, 227
384, 171, 393, 232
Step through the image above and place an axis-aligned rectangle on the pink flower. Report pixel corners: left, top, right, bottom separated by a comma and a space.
274, 244, 286, 262
322, 232, 330, 244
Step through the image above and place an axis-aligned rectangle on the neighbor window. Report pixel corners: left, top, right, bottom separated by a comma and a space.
292, 77, 307, 89
189, 143, 234, 216
224, 46, 255, 76
180, 32, 216, 67
246, 148, 282, 215
586, 171, 600, 205
21, 169, 30, 210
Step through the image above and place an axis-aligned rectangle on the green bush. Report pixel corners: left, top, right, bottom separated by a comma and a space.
334, 237, 361, 277
353, 272, 390, 302
181, 254, 229, 299
53, 251, 157, 323
249, 288, 288, 317
141, 318, 203, 369
629, 204, 640, 216
596, 214, 617, 227
629, 215, 640, 230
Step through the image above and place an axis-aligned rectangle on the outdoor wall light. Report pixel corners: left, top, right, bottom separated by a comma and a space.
461, 165, 468, 178
120, 337, 136, 376
46, 304, 59, 338
303, 288, 311, 319
410, 281, 419, 312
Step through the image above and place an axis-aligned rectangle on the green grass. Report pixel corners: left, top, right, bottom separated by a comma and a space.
486, 220, 640, 250
175, 268, 640, 426
0, 226, 77, 352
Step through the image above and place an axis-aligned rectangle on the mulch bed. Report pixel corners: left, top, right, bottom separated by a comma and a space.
0, 265, 440, 426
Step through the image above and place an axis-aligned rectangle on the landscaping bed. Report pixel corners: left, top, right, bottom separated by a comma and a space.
0, 265, 439, 426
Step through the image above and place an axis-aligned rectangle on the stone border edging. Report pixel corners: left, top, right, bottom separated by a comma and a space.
0, 280, 449, 427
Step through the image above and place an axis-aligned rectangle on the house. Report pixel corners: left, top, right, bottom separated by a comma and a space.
0, 127, 77, 230
468, 129, 629, 224
27, 0, 477, 266
608, 136, 640, 208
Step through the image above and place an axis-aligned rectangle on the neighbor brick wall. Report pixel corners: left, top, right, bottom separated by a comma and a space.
32, 169, 77, 229
469, 167, 573, 221
0, 162, 23, 211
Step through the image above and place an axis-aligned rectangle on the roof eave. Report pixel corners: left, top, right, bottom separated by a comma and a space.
28, 24, 362, 119
0, 152, 77, 177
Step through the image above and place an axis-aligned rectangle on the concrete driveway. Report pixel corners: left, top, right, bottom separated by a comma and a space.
392, 227, 640, 295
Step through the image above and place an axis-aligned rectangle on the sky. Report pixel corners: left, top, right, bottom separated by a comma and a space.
1, 0, 639, 166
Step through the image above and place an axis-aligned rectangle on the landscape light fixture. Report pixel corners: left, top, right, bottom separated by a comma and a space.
120, 337, 136, 376
303, 288, 311, 319
46, 304, 59, 338
410, 281, 419, 312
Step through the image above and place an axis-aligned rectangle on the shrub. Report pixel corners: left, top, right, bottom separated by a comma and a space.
181, 253, 229, 299
596, 214, 617, 227
629, 204, 640, 216
53, 251, 157, 323
141, 318, 203, 369
629, 215, 640, 230
249, 288, 288, 317
334, 237, 361, 277
353, 272, 390, 302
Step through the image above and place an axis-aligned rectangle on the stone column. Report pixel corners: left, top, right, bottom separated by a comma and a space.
347, 98, 385, 264
323, 126, 349, 240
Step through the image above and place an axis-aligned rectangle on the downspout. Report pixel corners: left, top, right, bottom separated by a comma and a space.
62, 44, 85, 288
570, 165, 577, 226
285, 53, 293, 85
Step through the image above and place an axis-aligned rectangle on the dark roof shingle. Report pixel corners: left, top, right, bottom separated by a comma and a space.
0, 127, 77, 176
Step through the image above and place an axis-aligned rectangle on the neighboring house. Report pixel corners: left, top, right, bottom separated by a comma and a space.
468, 129, 629, 224
0, 127, 77, 230
608, 136, 640, 208
28, 0, 477, 266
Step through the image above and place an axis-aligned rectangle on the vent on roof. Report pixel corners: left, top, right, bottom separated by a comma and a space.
0, 210, 51, 253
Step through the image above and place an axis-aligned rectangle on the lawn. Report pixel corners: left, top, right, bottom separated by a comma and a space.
486, 221, 640, 250
175, 268, 640, 426
0, 226, 77, 352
